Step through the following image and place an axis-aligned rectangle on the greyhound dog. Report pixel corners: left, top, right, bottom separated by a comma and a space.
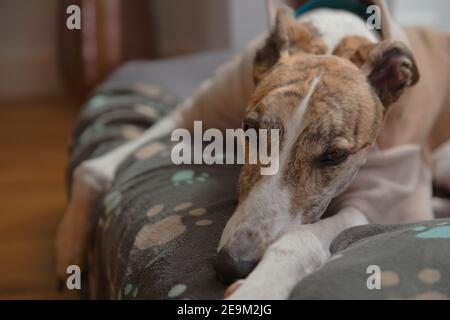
57, 0, 450, 299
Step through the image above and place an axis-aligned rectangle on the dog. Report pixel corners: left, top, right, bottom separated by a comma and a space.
56, 0, 450, 299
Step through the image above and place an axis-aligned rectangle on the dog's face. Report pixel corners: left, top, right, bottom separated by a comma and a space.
215, 7, 419, 283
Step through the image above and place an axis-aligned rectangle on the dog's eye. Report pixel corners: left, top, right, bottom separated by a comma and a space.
318, 149, 349, 167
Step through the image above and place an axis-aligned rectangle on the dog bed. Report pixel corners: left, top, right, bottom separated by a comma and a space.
290, 220, 450, 299
67, 50, 450, 300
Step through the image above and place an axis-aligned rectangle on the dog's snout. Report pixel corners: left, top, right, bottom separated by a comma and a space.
214, 248, 258, 284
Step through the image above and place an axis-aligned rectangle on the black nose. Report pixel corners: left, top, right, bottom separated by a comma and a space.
214, 248, 258, 284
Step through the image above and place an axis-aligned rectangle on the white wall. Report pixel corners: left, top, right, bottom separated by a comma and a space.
228, 0, 267, 49
391, 0, 450, 32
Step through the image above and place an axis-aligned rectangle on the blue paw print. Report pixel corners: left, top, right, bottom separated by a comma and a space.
416, 226, 450, 239
171, 170, 209, 186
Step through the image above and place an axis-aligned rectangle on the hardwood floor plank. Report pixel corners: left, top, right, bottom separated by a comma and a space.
0, 97, 81, 299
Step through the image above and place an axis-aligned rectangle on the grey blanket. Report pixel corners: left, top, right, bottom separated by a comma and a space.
68, 50, 450, 300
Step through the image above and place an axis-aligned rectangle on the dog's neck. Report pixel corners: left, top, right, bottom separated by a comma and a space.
297, 8, 379, 54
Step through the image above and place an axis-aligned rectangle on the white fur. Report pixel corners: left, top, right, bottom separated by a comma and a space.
281, 76, 320, 169
433, 139, 450, 192
298, 9, 379, 54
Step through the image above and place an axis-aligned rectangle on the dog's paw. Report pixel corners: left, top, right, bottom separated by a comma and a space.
55, 214, 86, 283
55, 161, 113, 284
225, 278, 288, 300
72, 160, 114, 193
224, 280, 244, 299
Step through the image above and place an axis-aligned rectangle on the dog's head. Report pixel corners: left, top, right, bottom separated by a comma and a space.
214, 7, 419, 283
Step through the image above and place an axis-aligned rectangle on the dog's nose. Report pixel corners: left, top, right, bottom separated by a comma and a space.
214, 248, 258, 284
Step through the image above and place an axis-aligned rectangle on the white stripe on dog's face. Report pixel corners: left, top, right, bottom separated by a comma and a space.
279, 76, 321, 172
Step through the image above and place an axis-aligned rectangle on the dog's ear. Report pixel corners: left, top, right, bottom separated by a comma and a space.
362, 40, 419, 109
253, 6, 294, 84
332, 36, 377, 68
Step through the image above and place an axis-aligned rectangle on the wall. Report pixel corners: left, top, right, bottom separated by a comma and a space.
228, 0, 267, 49
391, 0, 450, 31
0, 0, 62, 100
151, 0, 229, 56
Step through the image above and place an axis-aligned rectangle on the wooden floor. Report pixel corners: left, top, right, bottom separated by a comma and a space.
0, 97, 80, 299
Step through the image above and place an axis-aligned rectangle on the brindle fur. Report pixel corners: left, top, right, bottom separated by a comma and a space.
238, 7, 418, 224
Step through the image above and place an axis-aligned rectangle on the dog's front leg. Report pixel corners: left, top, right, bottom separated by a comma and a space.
226, 208, 368, 300
56, 114, 181, 281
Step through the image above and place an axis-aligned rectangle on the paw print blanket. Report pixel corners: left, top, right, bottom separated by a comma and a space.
67, 52, 450, 300
290, 220, 450, 299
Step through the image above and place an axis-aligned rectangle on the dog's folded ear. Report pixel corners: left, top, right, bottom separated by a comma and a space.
253, 6, 294, 84
362, 40, 420, 108
254, 6, 328, 84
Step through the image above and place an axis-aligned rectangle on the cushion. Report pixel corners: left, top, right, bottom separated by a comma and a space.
290, 220, 450, 299
68, 50, 450, 300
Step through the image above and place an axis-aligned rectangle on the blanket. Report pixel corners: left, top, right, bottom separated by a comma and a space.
67, 51, 450, 300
